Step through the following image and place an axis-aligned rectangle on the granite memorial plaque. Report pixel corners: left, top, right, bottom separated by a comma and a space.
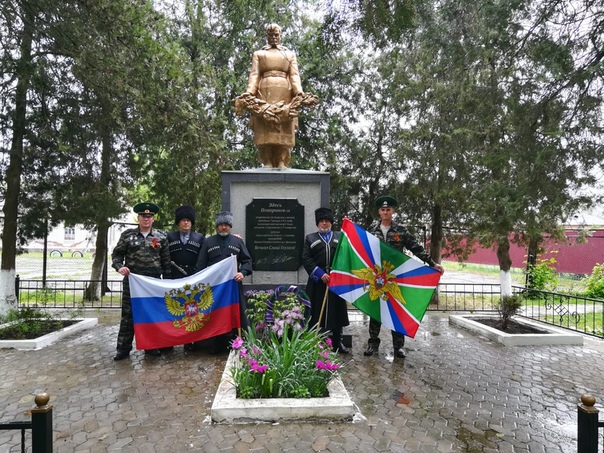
246, 198, 304, 271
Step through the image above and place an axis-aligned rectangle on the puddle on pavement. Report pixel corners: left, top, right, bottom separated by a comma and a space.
456, 427, 500, 452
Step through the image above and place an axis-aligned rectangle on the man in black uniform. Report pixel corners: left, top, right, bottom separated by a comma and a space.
302, 207, 350, 353
167, 204, 205, 351
364, 196, 444, 359
196, 211, 253, 352
167, 205, 205, 278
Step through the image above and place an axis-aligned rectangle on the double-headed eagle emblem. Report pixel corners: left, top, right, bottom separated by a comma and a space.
352, 260, 406, 305
165, 283, 213, 332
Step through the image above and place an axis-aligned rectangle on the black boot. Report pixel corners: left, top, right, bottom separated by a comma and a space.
113, 350, 130, 361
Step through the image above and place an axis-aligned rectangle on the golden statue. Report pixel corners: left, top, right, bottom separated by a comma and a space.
235, 24, 318, 168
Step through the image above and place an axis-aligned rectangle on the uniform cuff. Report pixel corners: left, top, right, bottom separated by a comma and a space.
310, 267, 325, 282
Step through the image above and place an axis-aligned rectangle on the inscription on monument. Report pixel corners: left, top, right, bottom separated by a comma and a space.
246, 198, 304, 271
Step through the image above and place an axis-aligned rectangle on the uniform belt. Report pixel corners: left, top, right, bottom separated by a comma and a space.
263, 70, 287, 78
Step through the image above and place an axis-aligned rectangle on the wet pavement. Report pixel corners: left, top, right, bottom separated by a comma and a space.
1, 311, 603, 452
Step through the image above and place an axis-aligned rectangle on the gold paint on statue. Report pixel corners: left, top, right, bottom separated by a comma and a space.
235, 24, 318, 168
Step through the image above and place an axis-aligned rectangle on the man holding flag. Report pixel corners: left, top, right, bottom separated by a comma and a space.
195, 211, 252, 353
111, 202, 171, 360
302, 207, 350, 354
328, 196, 444, 359
364, 196, 444, 358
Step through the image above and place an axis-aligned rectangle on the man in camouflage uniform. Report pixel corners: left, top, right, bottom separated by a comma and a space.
364, 195, 445, 359
112, 202, 171, 360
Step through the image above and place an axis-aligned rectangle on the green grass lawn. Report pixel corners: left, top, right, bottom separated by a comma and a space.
443, 260, 588, 293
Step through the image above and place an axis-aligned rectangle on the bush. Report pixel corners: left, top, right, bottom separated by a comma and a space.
582, 263, 604, 299
497, 295, 523, 331
0, 307, 65, 339
525, 256, 559, 291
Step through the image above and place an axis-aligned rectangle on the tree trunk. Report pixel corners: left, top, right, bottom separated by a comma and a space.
428, 203, 444, 305
496, 236, 513, 296
84, 221, 110, 301
84, 115, 114, 301
0, 12, 34, 314
525, 235, 540, 288
430, 203, 443, 263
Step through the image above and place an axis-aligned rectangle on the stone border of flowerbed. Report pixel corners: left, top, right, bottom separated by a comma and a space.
0, 318, 98, 350
449, 314, 584, 346
211, 350, 358, 424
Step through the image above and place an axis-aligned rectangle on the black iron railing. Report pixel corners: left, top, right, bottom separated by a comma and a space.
13, 278, 604, 339
577, 394, 604, 453
0, 393, 53, 453
432, 283, 501, 311
16, 276, 123, 309
513, 286, 604, 339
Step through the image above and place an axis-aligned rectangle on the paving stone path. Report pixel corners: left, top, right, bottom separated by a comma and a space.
1, 312, 603, 452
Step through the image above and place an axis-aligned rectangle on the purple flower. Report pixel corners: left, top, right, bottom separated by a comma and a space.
316, 359, 339, 371
324, 337, 333, 348
232, 336, 244, 349
249, 359, 268, 374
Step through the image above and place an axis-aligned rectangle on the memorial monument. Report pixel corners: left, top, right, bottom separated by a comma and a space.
226, 23, 328, 287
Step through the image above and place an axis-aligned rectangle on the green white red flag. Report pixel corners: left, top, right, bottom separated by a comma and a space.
329, 218, 441, 338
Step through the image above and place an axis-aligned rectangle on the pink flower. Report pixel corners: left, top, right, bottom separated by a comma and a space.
324, 337, 333, 348
232, 337, 244, 349
316, 359, 339, 371
249, 359, 268, 374
239, 348, 249, 358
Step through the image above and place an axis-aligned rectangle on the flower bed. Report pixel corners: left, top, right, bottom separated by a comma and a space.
230, 285, 343, 399
211, 350, 356, 424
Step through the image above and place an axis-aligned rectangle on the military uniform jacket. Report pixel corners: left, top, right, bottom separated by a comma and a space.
111, 228, 171, 278
167, 231, 205, 277
368, 221, 436, 267
302, 231, 349, 330
195, 234, 253, 276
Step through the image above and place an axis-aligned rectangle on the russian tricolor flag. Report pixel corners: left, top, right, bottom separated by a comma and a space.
130, 255, 240, 350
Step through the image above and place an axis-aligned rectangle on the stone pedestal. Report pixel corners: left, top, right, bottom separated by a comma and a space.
221, 169, 330, 287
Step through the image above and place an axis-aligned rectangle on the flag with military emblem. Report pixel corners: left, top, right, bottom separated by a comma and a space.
329, 218, 441, 338
129, 255, 240, 349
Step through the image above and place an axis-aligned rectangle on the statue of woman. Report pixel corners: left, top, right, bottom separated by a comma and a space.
235, 24, 317, 168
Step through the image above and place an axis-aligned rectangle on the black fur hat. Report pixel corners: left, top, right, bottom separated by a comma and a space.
215, 211, 234, 227
315, 207, 335, 225
175, 205, 195, 225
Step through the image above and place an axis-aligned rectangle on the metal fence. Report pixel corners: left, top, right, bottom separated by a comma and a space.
14, 278, 604, 340
433, 283, 502, 311
16, 276, 123, 309
0, 393, 53, 453
513, 286, 604, 339
577, 394, 604, 453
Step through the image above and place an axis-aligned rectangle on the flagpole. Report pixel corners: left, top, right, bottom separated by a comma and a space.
317, 286, 329, 328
